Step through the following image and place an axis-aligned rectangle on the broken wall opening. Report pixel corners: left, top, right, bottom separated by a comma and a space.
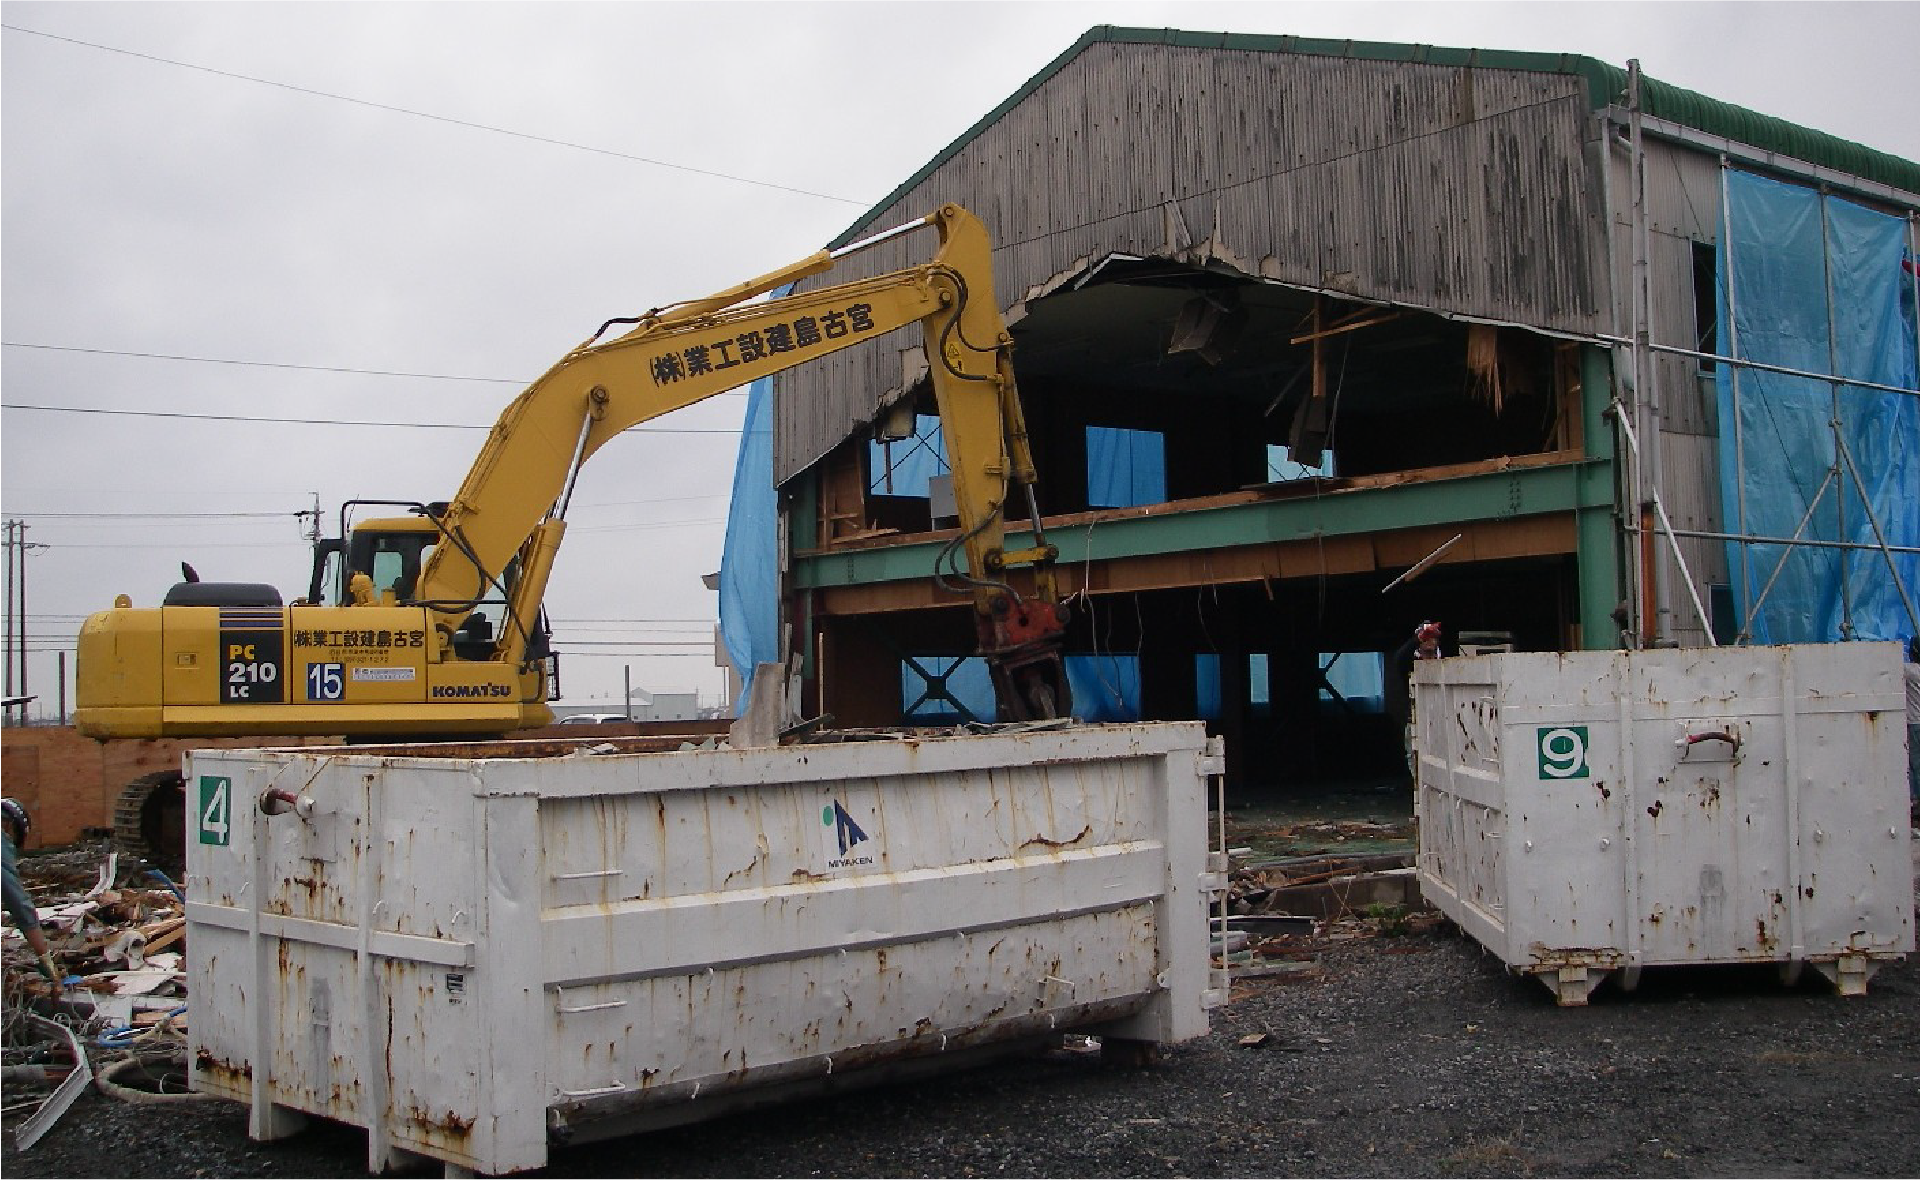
812, 553, 1576, 796
814, 260, 1583, 544
796, 253, 1598, 793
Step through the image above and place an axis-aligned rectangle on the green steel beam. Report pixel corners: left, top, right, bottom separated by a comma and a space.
794, 458, 1615, 591
1576, 344, 1625, 648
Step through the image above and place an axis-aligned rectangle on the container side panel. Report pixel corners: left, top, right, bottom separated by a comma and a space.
1415, 644, 1914, 988
187, 723, 1217, 1175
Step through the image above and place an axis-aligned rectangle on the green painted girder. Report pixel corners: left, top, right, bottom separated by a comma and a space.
794, 458, 1617, 590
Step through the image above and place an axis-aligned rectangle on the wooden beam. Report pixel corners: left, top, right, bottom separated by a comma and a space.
1287, 310, 1402, 345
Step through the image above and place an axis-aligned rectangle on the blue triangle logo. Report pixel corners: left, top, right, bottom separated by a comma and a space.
831, 800, 868, 856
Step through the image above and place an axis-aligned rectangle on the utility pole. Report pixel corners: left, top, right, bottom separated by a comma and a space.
3, 519, 16, 699
3, 519, 49, 718
301, 491, 322, 544
16, 520, 25, 703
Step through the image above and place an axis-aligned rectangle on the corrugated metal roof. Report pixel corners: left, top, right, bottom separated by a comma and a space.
779, 41, 1616, 485
836, 24, 1919, 247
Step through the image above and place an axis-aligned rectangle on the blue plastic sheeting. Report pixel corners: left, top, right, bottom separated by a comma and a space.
1066, 654, 1142, 722
1318, 651, 1385, 713
898, 653, 1143, 722
1194, 653, 1223, 720
900, 656, 995, 723
718, 376, 779, 713
1715, 170, 1920, 645
1086, 426, 1167, 508
1267, 442, 1336, 481
868, 414, 948, 496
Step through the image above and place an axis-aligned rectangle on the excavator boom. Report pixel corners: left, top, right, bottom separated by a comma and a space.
76, 204, 1069, 750
416, 204, 1068, 716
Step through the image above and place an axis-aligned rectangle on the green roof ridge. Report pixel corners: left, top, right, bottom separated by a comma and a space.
833, 25, 1917, 247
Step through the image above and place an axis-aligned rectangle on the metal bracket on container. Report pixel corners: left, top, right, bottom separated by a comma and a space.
258, 788, 315, 821
550, 868, 624, 882
1675, 721, 1743, 764
552, 987, 629, 1015
555, 1080, 627, 1100
1201, 735, 1227, 777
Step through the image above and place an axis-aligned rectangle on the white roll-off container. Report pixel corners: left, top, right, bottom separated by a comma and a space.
183, 721, 1227, 1175
1413, 641, 1913, 1005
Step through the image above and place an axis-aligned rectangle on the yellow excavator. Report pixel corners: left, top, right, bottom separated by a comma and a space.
75, 204, 1071, 863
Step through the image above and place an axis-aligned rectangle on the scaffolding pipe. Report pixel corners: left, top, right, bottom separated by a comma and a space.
1740, 472, 1839, 643
1600, 114, 1642, 647
1659, 527, 1920, 557
1642, 342, 1919, 397
1719, 159, 1754, 636
1714, 176, 1917, 645
1610, 402, 1717, 644
1627, 60, 1669, 645
1833, 430, 1920, 638
1817, 193, 1853, 639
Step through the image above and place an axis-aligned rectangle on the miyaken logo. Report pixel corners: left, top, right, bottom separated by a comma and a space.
822, 800, 873, 869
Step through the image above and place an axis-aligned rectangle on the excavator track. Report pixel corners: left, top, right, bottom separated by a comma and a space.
113, 770, 187, 877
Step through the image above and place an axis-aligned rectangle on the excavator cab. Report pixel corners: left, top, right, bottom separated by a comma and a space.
305, 504, 552, 670
305, 503, 441, 607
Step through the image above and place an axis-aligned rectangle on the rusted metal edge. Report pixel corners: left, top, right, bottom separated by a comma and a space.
553, 996, 1146, 1122
16, 1013, 94, 1150
184, 901, 475, 968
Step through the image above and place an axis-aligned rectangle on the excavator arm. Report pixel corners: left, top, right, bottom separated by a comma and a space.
414, 204, 1069, 719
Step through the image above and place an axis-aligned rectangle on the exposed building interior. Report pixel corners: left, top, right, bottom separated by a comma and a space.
797, 257, 1595, 795
741, 31, 1916, 803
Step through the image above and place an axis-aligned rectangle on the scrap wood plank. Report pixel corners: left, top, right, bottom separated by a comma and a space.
141, 917, 186, 955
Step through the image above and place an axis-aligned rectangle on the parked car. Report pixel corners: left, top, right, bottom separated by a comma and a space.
558, 713, 630, 724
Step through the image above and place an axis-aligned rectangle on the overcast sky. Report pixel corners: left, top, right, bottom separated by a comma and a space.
3, 1, 1916, 714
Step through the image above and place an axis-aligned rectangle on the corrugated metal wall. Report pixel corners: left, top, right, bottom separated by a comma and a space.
1627, 141, 1731, 646
772, 42, 1611, 484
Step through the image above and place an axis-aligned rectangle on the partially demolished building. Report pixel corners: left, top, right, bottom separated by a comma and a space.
719, 26, 1920, 791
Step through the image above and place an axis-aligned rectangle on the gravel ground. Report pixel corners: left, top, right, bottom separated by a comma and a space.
7, 919, 1918, 1179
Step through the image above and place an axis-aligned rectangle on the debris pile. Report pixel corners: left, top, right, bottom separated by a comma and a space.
4, 841, 199, 1149
1213, 815, 1440, 990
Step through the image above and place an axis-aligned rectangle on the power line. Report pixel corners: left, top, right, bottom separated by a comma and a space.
566, 518, 726, 534
554, 618, 716, 625
1, 341, 525, 384
0, 343, 746, 404
11, 510, 305, 521
546, 641, 713, 649
1, 402, 740, 433
8, 493, 722, 520
35, 540, 314, 551
2, 23, 870, 206
550, 650, 714, 659
18, 518, 727, 548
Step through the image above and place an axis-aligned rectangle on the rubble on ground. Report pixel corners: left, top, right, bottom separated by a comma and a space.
4, 842, 197, 1149
1213, 815, 1438, 993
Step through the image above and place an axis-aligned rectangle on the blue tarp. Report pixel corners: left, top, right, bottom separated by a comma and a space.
899, 653, 1142, 723
900, 656, 994, 722
868, 414, 947, 496
718, 376, 779, 713
1065, 654, 1142, 722
1715, 170, 1920, 645
1086, 426, 1167, 508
